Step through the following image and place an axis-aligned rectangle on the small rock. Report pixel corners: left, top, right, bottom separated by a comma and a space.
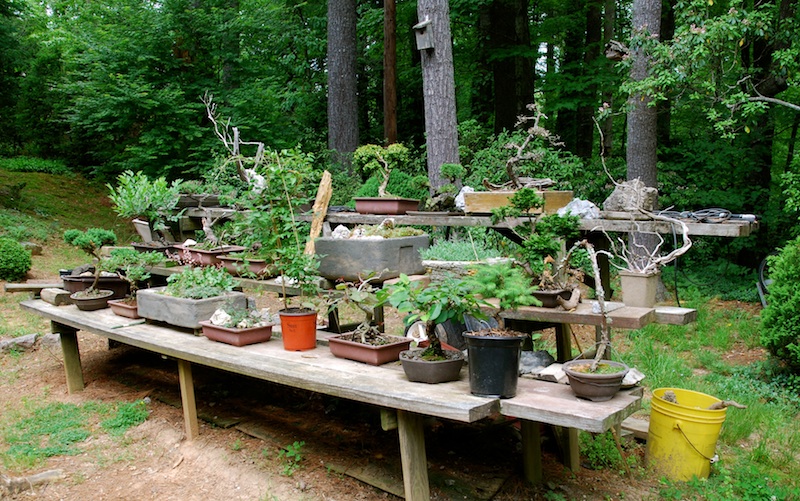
520, 350, 556, 375
20, 241, 43, 255
0, 333, 39, 352
40, 333, 61, 346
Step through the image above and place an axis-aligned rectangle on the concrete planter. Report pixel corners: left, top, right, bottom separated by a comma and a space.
136, 287, 247, 330
618, 269, 660, 308
315, 235, 429, 283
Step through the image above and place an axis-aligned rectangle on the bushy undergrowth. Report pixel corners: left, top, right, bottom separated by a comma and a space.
420, 238, 503, 261
0, 237, 32, 282
760, 236, 800, 368
0, 157, 72, 175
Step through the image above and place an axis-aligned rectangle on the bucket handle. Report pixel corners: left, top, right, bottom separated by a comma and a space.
674, 421, 719, 464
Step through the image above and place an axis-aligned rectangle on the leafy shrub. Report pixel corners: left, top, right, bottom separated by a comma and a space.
761, 236, 800, 369
352, 171, 428, 202
0, 238, 32, 281
0, 157, 72, 175
164, 266, 238, 299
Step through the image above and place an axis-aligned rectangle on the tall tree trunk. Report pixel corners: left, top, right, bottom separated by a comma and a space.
384, 0, 397, 145
626, 0, 660, 188
656, 0, 675, 149
575, 0, 602, 158
328, 0, 359, 167
488, 0, 533, 133
554, 0, 582, 152
600, 0, 615, 157
626, 0, 661, 271
417, 0, 460, 193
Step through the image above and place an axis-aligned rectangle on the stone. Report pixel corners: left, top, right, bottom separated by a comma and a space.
20, 241, 43, 256
0, 333, 39, 352
603, 179, 658, 212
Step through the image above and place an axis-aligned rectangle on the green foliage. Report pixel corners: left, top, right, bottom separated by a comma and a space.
107, 170, 182, 232
465, 263, 541, 312
354, 224, 425, 239
386, 274, 490, 356
579, 431, 624, 471
277, 440, 305, 476
63, 228, 117, 259
274, 246, 320, 309
0, 157, 72, 175
761, 236, 800, 368
0, 237, 31, 282
100, 400, 148, 436
419, 239, 503, 261
106, 248, 163, 294
164, 266, 238, 299
353, 171, 429, 202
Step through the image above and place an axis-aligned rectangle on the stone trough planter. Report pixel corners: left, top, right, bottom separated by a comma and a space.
136, 287, 247, 330
316, 235, 429, 283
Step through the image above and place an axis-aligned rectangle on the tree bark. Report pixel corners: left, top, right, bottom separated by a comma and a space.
417, 0, 460, 193
328, 0, 359, 167
384, 0, 397, 145
600, 0, 615, 157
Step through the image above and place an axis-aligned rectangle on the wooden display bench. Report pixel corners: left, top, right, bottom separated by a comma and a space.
21, 299, 644, 500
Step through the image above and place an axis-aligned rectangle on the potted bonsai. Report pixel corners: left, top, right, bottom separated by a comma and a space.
463, 262, 542, 398
62, 228, 122, 311
199, 305, 279, 346
352, 143, 421, 215
325, 276, 412, 366
387, 274, 491, 384
275, 246, 322, 351
107, 170, 183, 248
104, 247, 164, 318
491, 187, 583, 308
560, 239, 631, 401
136, 265, 246, 331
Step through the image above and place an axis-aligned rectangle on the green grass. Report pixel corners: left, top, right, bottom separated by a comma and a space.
0, 157, 73, 175
0, 399, 149, 471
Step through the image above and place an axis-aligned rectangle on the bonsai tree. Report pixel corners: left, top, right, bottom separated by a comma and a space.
386, 274, 490, 359
423, 163, 465, 212
353, 143, 411, 198
105, 248, 164, 303
491, 187, 581, 290
107, 170, 183, 243
275, 246, 321, 312
465, 263, 542, 324
328, 274, 389, 344
63, 228, 118, 296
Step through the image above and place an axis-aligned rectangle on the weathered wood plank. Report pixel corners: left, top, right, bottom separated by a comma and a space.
397, 410, 429, 501
177, 360, 199, 440
4, 283, 62, 294
621, 416, 649, 441
51, 321, 84, 393
500, 378, 641, 433
489, 301, 657, 330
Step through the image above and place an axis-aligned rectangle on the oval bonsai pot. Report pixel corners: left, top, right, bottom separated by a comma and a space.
62, 275, 130, 300
70, 289, 114, 311
399, 348, 465, 384
562, 360, 629, 402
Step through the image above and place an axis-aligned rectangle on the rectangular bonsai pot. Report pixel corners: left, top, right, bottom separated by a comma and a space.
315, 234, 429, 283
353, 197, 420, 215
136, 287, 247, 330
327, 333, 412, 366
463, 190, 573, 215
199, 321, 273, 346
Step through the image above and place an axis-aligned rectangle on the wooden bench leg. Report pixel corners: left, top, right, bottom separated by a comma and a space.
397, 410, 429, 501
554, 426, 580, 471
555, 323, 572, 362
177, 359, 199, 441
51, 321, 84, 393
521, 420, 543, 484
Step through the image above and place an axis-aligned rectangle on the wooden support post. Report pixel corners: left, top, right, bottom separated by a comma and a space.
51, 321, 84, 393
177, 359, 199, 441
380, 408, 398, 431
554, 426, 580, 471
521, 420, 543, 484
397, 410, 429, 501
555, 323, 572, 362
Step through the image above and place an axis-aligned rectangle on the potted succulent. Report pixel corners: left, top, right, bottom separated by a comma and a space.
104, 247, 164, 318
107, 170, 183, 248
463, 262, 542, 398
62, 228, 122, 311
351, 143, 421, 215
387, 274, 491, 384
199, 305, 279, 346
325, 276, 412, 365
136, 265, 246, 330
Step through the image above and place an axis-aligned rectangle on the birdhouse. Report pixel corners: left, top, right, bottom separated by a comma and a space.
413, 19, 433, 50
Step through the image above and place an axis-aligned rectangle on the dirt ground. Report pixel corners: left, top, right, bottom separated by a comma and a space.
1, 283, 682, 501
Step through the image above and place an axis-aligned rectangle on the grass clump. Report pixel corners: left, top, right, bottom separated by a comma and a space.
420, 239, 503, 261
0, 157, 73, 175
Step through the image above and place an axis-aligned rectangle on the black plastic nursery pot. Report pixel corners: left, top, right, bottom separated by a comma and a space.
463, 331, 527, 398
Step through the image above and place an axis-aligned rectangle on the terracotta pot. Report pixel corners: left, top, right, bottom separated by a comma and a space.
199, 321, 273, 347
108, 298, 140, 319
562, 360, 629, 402
328, 332, 412, 366
70, 290, 114, 311
399, 348, 465, 384
170, 244, 246, 266
353, 197, 420, 215
278, 308, 318, 351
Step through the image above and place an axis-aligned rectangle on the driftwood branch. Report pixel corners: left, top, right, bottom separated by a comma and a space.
2, 469, 65, 495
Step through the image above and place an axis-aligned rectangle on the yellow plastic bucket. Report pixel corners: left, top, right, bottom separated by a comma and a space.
647, 388, 727, 481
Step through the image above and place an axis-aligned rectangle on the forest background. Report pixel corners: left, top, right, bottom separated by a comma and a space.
0, 0, 799, 267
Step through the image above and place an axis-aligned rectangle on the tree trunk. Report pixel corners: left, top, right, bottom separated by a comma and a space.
488, 0, 533, 133
328, 0, 359, 167
384, 0, 398, 145
600, 0, 615, 157
575, 0, 602, 158
417, 0, 460, 194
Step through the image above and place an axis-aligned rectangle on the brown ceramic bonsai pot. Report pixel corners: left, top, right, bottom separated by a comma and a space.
399, 348, 465, 383
562, 360, 629, 402
199, 321, 274, 347
353, 197, 420, 215
327, 332, 412, 366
